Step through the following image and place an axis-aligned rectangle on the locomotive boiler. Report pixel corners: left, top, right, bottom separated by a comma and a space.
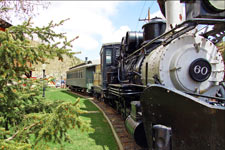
101, 0, 225, 149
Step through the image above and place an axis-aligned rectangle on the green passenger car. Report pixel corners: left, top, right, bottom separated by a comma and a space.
66, 61, 99, 93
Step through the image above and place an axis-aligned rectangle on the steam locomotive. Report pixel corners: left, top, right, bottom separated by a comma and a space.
67, 0, 225, 149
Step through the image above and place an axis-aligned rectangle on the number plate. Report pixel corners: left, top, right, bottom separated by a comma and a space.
189, 58, 212, 82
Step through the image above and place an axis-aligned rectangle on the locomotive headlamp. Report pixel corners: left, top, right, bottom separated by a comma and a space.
183, 0, 225, 19
205, 0, 225, 12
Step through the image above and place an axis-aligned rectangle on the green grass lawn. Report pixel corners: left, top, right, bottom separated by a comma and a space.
42, 88, 118, 150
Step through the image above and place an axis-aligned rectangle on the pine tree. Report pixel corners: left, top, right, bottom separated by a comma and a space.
0, 19, 91, 150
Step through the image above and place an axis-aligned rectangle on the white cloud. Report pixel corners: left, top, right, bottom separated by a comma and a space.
19, 1, 127, 60
9, 1, 134, 60
102, 25, 131, 43
73, 34, 99, 50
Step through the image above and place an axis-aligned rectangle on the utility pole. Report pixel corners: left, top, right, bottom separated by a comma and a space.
139, 8, 151, 22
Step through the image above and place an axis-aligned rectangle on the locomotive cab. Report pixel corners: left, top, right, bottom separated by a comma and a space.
92, 43, 120, 100
100, 43, 120, 90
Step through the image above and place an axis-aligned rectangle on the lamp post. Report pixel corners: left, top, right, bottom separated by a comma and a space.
42, 64, 46, 97
61, 75, 62, 88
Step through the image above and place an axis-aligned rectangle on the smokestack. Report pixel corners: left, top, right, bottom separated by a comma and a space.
165, 0, 185, 31
85, 57, 88, 63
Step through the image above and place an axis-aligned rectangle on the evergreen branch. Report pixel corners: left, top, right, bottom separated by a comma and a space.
5, 122, 39, 142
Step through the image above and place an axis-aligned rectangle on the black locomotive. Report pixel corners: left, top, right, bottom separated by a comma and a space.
67, 0, 225, 149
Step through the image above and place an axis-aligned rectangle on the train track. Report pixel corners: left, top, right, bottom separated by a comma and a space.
69, 90, 145, 150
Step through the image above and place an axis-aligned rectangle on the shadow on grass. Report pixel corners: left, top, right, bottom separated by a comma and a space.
81, 113, 118, 150
61, 90, 80, 99
81, 100, 118, 150
61, 90, 99, 111
58, 90, 118, 150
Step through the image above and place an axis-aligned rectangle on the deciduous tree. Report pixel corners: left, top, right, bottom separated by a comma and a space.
0, 0, 49, 22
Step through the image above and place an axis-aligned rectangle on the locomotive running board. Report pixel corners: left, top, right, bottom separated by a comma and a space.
140, 84, 225, 150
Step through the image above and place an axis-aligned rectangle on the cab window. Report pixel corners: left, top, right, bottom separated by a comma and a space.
105, 49, 112, 65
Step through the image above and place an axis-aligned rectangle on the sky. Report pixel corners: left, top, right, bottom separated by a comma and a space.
12, 1, 164, 61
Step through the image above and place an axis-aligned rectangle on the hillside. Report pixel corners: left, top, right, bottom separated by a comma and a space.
32, 54, 83, 80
